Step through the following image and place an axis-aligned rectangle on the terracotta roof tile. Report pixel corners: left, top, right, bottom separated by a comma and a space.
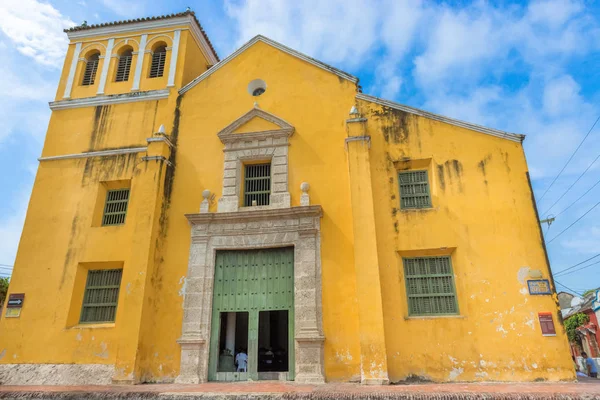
64, 10, 219, 61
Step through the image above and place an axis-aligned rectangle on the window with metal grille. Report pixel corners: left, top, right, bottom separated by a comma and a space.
80, 269, 122, 323
244, 163, 271, 206
115, 50, 133, 82
399, 170, 431, 209
102, 189, 130, 226
81, 53, 100, 86
149, 46, 167, 78
403, 257, 458, 316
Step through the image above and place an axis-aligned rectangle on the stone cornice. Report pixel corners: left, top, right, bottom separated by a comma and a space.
49, 89, 170, 110
186, 205, 323, 225
220, 129, 294, 144
217, 107, 295, 144
39, 146, 147, 162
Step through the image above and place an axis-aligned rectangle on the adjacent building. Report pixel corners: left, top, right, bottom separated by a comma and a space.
0, 11, 574, 385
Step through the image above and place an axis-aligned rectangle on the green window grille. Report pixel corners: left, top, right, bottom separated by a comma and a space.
102, 189, 130, 226
149, 46, 167, 78
399, 170, 431, 209
244, 163, 271, 206
403, 256, 458, 316
115, 51, 133, 82
80, 269, 123, 323
81, 53, 100, 86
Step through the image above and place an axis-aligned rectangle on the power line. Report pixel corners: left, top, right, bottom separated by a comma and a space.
555, 259, 600, 278
555, 279, 584, 296
553, 253, 600, 275
542, 152, 600, 216
537, 114, 600, 203
0, 264, 13, 268
555, 176, 600, 218
547, 200, 600, 243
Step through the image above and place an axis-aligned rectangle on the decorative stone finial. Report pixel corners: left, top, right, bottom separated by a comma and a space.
254, 102, 259, 108
200, 190, 210, 213
300, 182, 310, 206
349, 105, 359, 116
158, 124, 166, 135
81, 20, 88, 27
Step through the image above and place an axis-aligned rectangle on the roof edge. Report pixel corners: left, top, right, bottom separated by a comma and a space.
357, 93, 525, 144
64, 11, 218, 63
180, 35, 358, 95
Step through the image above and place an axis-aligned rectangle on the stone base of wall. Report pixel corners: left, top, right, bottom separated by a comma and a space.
0, 364, 114, 385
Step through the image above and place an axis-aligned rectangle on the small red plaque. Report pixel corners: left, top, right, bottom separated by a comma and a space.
538, 312, 556, 336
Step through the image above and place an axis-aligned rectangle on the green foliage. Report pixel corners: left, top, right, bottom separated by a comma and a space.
565, 313, 589, 343
582, 288, 599, 297
0, 277, 9, 306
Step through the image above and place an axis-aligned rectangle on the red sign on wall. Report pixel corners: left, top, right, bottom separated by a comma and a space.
538, 312, 556, 336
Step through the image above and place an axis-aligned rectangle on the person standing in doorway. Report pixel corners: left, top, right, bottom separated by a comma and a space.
235, 349, 248, 373
582, 352, 598, 378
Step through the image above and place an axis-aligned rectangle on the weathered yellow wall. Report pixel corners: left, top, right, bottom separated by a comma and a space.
137, 40, 363, 382
181, 31, 209, 86
0, 152, 165, 372
358, 99, 574, 382
1, 20, 575, 385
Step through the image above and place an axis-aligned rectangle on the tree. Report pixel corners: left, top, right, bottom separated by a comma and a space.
0, 277, 9, 306
565, 312, 589, 343
582, 288, 599, 297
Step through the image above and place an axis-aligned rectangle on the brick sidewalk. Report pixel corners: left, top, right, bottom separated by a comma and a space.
0, 381, 599, 399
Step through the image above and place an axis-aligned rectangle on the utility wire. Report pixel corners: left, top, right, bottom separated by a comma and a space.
547, 200, 600, 243
554, 279, 584, 296
542, 152, 600, 216
537, 114, 600, 203
552, 253, 600, 275
0, 264, 13, 268
555, 176, 600, 218
555, 259, 600, 278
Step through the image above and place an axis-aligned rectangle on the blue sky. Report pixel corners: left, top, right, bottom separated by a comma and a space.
0, 0, 599, 295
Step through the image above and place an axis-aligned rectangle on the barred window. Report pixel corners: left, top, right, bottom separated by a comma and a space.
80, 269, 122, 323
102, 189, 130, 226
399, 170, 431, 209
149, 46, 167, 78
81, 53, 100, 86
403, 257, 458, 316
244, 163, 271, 206
115, 49, 133, 82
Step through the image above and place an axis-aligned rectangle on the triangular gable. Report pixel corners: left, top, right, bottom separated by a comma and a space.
180, 35, 358, 95
232, 116, 282, 134
217, 107, 294, 144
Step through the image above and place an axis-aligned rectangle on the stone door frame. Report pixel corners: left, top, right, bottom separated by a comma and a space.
175, 206, 325, 384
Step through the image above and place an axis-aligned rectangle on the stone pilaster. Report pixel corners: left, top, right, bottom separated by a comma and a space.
345, 115, 390, 385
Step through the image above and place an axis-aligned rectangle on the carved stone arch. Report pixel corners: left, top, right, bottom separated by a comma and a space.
146, 34, 173, 52
79, 43, 106, 60
113, 38, 140, 56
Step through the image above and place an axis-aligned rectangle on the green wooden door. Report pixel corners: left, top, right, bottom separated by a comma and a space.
208, 248, 294, 381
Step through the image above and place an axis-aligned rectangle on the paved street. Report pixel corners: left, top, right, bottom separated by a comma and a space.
0, 381, 599, 399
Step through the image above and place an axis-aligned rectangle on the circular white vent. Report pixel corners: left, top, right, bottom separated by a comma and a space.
247, 79, 267, 96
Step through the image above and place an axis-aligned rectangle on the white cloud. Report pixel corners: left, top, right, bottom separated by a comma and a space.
225, 0, 380, 67
561, 225, 600, 254
0, 0, 75, 68
101, 0, 146, 18
527, 0, 583, 27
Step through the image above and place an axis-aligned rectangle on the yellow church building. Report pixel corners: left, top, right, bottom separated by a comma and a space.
0, 11, 574, 385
